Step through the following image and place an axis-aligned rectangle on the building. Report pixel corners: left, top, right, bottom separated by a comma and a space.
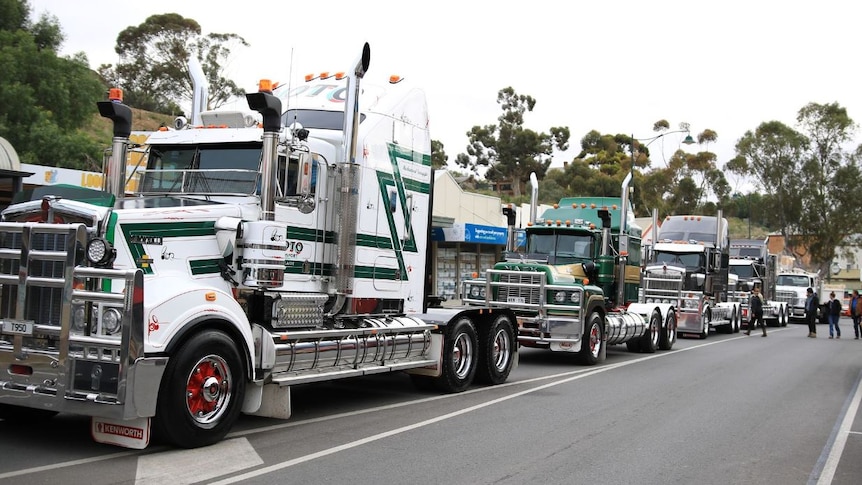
0, 137, 35, 208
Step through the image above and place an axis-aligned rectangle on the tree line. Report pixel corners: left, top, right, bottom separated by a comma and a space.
2, 0, 860, 273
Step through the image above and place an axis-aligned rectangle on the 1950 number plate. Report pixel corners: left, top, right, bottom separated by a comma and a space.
1, 320, 34, 336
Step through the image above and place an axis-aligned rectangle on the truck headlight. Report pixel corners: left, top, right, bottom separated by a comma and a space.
71, 304, 86, 332
684, 299, 699, 309
469, 286, 481, 298
101, 308, 123, 335
570, 292, 581, 304
554, 291, 566, 303
86, 238, 115, 266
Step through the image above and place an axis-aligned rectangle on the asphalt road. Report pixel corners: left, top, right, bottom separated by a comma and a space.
2, 318, 862, 485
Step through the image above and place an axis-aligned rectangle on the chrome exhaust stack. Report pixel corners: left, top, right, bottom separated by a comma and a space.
97, 89, 133, 200
330, 43, 371, 316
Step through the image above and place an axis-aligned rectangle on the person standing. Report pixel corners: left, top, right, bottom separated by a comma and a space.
805, 287, 819, 338
852, 290, 862, 339
828, 291, 842, 339
746, 285, 766, 336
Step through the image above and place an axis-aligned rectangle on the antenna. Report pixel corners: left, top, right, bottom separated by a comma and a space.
285, 48, 297, 129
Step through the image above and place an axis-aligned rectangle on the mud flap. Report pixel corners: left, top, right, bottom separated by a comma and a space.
91, 416, 151, 449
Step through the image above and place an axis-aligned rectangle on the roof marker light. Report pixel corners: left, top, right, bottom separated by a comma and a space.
304, 73, 316, 82
554, 203, 559, 209
108, 88, 123, 102
259, 79, 274, 93
389, 75, 404, 84
581, 203, 587, 208
320, 72, 332, 79
335, 71, 346, 80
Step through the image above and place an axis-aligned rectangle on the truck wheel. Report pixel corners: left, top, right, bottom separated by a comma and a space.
699, 311, 709, 339
154, 329, 245, 448
780, 307, 787, 327
475, 314, 515, 385
659, 310, 677, 350
638, 310, 660, 353
579, 312, 603, 365
434, 317, 478, 393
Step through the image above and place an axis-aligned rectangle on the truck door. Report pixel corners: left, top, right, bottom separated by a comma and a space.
274, 152, 329, 288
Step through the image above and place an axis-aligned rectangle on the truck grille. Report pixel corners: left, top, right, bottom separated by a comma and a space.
775, 290, 796, 305
641, 268, 684, 303
496, 272, 543, 305
0, 224, 80, 326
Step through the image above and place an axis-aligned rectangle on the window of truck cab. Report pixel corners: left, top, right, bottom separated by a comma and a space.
526, 231, 594, 264
141, 143, 261, 194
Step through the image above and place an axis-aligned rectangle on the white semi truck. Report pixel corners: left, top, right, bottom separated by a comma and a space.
728, 239, 788, 327
775, 269, 821, 323
643, 212, 740, 338
0, 44, 519, 449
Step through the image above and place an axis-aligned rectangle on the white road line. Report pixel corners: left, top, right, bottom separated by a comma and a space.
813, 368, 862, 485
0, 333, 748, 480
209, 337, 740, 485
135, 437, 263, 485
0, 450, 141, 480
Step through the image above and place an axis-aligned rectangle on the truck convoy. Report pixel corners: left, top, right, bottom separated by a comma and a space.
728, 239, 788, 327
644, 213, 739, 338
0, 44, 519, 449
462, 174, 680, 364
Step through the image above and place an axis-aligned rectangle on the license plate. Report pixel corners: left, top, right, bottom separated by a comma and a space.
507, 297, 526, 304
2, 320, 34, 336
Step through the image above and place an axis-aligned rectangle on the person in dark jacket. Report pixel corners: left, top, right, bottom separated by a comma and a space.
828, 291, 842, 339
806, 287, 819, 338
851, 290, 862, 339
746, 285, 766, 337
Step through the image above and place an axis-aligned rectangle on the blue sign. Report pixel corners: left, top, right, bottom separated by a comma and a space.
464, 224, 507, 244
431, 223, 509, 245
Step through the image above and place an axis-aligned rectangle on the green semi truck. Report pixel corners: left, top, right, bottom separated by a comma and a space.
463, 174, 680, 364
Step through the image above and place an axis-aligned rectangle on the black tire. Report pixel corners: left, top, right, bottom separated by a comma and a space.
153, 329, 246, 448
0, 404, 58, 421
659, 310, 677, 350
434, 317, 478, 393
580, 312, 604, 365
475, 314, 515, 385
733, 308, 741, 333
638, 310, 660, 353
699, 311, 709, 339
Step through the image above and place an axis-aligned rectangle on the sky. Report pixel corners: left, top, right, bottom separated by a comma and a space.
26, 0, 862, 194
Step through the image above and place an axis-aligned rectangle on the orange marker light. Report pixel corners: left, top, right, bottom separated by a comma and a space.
389, 75, 404, 84
108, 88, 123, 102
259, 79, 274, 93
205, 292, 217, 302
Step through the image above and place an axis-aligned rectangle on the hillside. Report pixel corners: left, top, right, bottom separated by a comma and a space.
83, 108, 175, 141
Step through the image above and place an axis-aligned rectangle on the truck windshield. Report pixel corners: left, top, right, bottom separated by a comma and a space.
731, 247, 762, 258
777, 275, 811, 287
138, 143, 261, 195
660, 232, 716, 244
526, 232, 593, 264
654, 251, 704, 271
730, 264, 755, 279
